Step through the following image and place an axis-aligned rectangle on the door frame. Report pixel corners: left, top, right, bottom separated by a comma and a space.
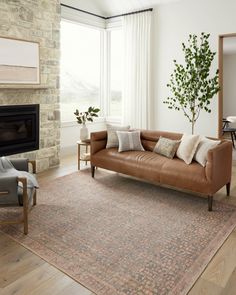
218, 33, 236, 138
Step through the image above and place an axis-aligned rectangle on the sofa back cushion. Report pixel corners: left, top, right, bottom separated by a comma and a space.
141, 130, 182, 152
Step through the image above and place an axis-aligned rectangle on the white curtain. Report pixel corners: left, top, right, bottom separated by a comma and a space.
122, 11, 152, 129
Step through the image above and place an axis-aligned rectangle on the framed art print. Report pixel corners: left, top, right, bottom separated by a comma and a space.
0, 36, 40, 84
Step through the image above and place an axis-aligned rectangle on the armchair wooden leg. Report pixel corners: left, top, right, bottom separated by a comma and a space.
23, 206, 28, 235
91, 165, 95, 178
226, 182, 231, 197
33, 190, 37, 206
208, 196, 213, 212
22, 178, 28, 235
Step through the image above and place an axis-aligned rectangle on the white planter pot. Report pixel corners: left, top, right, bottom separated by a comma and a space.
80, 124, 88, 141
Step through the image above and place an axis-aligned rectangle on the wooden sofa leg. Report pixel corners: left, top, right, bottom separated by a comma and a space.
226, 182, 231, 196
91, 165, 95, 178
208, 196, 213, 212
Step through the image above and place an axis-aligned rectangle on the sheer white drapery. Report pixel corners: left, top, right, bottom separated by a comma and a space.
122, 11, 152, 129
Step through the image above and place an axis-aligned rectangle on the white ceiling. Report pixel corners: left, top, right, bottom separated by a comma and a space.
224, 37, 236, 55
62, 0, 181, 17
90, 0, 180, 16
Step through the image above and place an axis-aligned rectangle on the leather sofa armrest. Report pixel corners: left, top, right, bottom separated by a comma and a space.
90, 131, 107, 155
205, 141, 232, 190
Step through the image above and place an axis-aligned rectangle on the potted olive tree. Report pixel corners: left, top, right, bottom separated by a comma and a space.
163, 33, 220, 134
74, 106, 100, 141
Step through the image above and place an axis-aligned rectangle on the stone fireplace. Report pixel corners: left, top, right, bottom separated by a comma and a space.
0, 0, 61, 172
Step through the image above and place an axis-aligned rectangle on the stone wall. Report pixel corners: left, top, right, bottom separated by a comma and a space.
0, 0, 61, 172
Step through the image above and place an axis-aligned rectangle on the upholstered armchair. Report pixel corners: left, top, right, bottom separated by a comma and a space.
0, 159, 37, 234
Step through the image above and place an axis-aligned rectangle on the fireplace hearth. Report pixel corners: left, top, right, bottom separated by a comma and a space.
0, 104, 39, 156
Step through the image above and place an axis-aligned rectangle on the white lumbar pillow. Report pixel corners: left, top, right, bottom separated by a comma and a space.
194, 137, 221, 167
177, 133, 201, 164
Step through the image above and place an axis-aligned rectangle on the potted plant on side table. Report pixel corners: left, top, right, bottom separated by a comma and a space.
74, 106, 100, 141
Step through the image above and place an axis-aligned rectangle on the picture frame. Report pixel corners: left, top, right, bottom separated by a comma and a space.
0, 36, 40, 84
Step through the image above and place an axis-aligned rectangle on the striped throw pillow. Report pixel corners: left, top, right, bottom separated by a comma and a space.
116, 130, 144, 152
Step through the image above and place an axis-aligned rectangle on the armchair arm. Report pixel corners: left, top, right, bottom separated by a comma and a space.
90, 131, 107, 155
18, 177, 28, 206
0, 176, 18, 204
10, 158, 29, 172
29, 160, 36, 174
205, 140, 232, 193
9, 159, 36, 174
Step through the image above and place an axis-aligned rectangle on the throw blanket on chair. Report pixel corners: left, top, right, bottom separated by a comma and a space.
0, 157, 39, 189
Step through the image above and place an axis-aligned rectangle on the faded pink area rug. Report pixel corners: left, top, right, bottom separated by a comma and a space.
1, 169, 236, 295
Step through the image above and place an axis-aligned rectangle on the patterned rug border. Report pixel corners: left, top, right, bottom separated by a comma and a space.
1, 170, 236, 295
1, 208, 236, 295
173, 211, 236, 294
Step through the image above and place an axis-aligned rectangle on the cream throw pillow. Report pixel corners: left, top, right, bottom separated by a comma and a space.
106, 124, 130, 148
177, 134, 201, 164
194, 137, 221, 167
116, 130, 144, 152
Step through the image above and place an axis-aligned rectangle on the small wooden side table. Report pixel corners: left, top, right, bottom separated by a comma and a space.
77, 140, 91, 170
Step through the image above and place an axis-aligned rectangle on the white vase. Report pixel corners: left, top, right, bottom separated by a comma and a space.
80, 124, 88, 141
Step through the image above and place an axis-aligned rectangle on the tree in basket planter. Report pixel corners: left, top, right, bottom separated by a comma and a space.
74, 106, 100, 141
163, 33, 220, 134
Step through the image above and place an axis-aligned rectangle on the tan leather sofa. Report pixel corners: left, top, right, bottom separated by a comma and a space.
90, 130, 232, 211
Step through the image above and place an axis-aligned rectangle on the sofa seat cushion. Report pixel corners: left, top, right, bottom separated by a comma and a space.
160, 158, 209, 194
92, 148, 169, 182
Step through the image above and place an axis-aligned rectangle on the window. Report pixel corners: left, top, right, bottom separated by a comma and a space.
109, 29, 123, 117
60, 19, 123, 122
60, 20, 101, 122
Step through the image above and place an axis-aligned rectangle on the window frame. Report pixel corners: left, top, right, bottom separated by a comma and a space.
106, 27, 123, 121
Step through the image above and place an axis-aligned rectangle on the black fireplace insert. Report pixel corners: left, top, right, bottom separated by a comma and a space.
0, 104, 39, 156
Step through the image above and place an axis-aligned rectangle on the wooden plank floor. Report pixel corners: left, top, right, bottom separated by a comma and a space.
0, 154, 236, 295
0, 156, 93, 295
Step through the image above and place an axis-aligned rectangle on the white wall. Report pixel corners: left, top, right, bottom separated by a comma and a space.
223, 54, 236, 127
61, 0, 105, 17
152, 0, 236, 137
61, 0, 236, 138
61, 2, 106, 28
60, 120, 106, 156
